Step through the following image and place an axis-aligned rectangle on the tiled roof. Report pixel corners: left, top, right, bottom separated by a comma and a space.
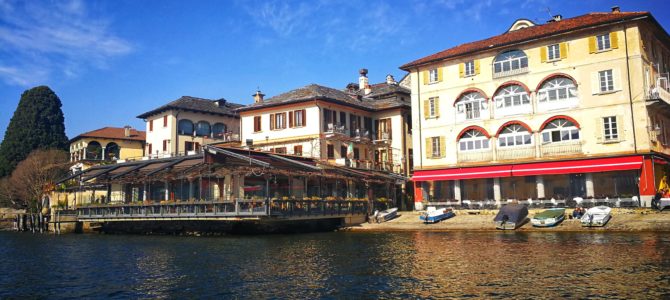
238, 83, 410, 112
400, 12, 650, 70
70, 127, 146, 143
137, 96, 243, 119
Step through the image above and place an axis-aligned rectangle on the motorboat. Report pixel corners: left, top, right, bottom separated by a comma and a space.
581, 206, 612, 227
373, 208, 398, 223
420, 206, 455, 224
531, 208, 565, 227
494, 204, 528, 230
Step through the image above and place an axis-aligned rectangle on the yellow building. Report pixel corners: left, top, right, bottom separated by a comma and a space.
401, 8, 670, 209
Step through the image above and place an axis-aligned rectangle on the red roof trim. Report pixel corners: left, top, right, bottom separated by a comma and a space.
540, 115, 581, 130
495, 120, 534, 136
453, 88, 489, 106
493, 80, 532, 97
534, 73, 578, 91
457, 125, 491, 139
412, 165, 512, 181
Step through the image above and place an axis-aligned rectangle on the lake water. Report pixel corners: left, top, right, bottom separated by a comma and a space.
1, 231, 669, 299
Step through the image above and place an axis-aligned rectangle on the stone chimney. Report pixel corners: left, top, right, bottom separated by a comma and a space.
253, 90, 265, 103
359, 69, 370, 94
124, 125, 131, 137
214, 98, 227, 107
553, 14, 562, 22
611, 6, 620, 13
386, 74, 396, 85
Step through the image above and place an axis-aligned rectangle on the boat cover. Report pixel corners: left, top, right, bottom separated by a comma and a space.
533, 208, 565, 219
494, 204, 528, 223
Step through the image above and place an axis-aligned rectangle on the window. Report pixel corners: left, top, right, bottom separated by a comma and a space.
293, 145, 303, 156
340, 146, 347, 158
353, 148, 360, 160
178, 119, 194, 135
270, 113, 286, 130
185, 141, 195, 152
162, 140, 168, 152
274, 147, 287, 154
212, 123, 226, 139
254, 116, 262, 132
547, 44, 560, 60
493, 50, 528, 74
428, 97, 438, 117
494, 85, 530, 109
541, 118, 579, 143
596, 33, 610, 51
429, 68, 439, 83
293, 109, 305, 127
149, 120, 153, 132
498, 124, 532, 147
327, 145, 334, 159
456, 92, 487, 120
147, 143, 152, 155
163, 115, 168, 127
195, 121, 211, 137
464, 60, 475, 77
431, 137, 441, 158
603, 116, 618, 141
458, 130, 490, 151
538, 77, 578, 103
599, 70, 614, 92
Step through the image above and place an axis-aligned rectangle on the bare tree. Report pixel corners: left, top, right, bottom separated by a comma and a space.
8, 149, 69, 213
0, 176, 16, 207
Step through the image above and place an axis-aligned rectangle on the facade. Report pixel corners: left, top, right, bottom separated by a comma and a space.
136, 96, 243, 158
237, 70, 414, 208
402, 9, 670, 209
69, 126, 145, 164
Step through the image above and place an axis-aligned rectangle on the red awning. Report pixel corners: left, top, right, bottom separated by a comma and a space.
511, 156, 643, 176
411, 165, 512, 181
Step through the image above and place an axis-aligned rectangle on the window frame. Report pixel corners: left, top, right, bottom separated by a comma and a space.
498, 124, 533, 148
428, 97, 437, 117
596, 33, 611, 51
603, 116, 618, 141
327, 144, 334, 159
599, 69, 614, 92
541, 119, 580, 144
464, 60, 475, 77
293, 109, 305, 127
429, 68, 439, 83
494, 85, 530, 109
537, 77, 578, 103
253, 116, 262, 132
293, 145, 303, 156
431, 137, 441, 158
458, 130, 490, 152
195, 121, 211, 137
547, 44, 560, 61
493, 50, 528, 74
455, 92, 487, 121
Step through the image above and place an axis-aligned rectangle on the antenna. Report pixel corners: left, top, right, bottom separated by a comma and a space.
544, 7, 553, 19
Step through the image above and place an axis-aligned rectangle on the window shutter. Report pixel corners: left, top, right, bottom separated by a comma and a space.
289, 111, 294, 128
616, 114, 624, 141
459, 63, 465, 77
560, 42, 568, 59
613, 68, 622, 91
387, 119, 392, 138
425, 138, 432, 159
439, 136, 446, 158
474, 60, 480, 75
591, 72, 600, 95
301, 109, 306, 126
270, 114, 275, 130
595, 117, 604, 143
610, 32, 619, 49
540, 46, 547, 62
422, 70, 429, 85
588, 36, 596, 53
437, 67, 443, 82
423, 100, 429, 119
457, 103, 464, 113
433, 97, 440, 118
282, 112, 287, 129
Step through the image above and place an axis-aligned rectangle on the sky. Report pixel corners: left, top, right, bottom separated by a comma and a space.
0, 0, 669, 139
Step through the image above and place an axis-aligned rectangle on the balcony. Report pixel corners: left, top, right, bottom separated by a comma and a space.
647, 86, 670, 105
492, 67, 528, 79
325, 123, 348, 137
352, 129, 371, 142
540, 141, 582, 157
457, 150, 493, 163
497, 146, 535, 161
211, 132, 240, 143
373, 132, 391, 144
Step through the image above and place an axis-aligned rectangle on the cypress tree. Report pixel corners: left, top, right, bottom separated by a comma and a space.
0, 86, 68, 177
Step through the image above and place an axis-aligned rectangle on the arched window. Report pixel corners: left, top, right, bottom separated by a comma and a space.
195, 121, 211, 137
493, 50, 528, 74
178, 119, 194, 135
458, 129, 490, 151
498, 124, 532, 147
494, 85, 530, 109
541, 118, 579, 143
212, 123, 226, 139
537, 77, 578, 103
105, 142, 120, 160
86, 141, 102, 160
455, 92, 487, 120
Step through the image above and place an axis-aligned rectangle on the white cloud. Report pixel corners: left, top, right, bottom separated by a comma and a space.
0, 0, 132, 86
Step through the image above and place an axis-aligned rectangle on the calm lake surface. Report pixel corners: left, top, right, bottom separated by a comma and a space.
1, 231, 669, 299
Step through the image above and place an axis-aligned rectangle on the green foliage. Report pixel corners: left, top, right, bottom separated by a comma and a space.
0, 86, 68, 177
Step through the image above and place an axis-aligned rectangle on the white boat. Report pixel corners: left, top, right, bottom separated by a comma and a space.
531, 208, 565, 227
581, 206, 612, 227
373, 208, 398, 223
420, 207, 455, 224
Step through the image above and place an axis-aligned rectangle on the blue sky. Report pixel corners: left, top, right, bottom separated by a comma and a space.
0, 0, 669, 138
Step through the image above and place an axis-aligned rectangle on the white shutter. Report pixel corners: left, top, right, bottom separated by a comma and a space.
591, 71, 600, 95
616, 114, 624, 141
613, 68, 623, 91
595, 117, 604, 143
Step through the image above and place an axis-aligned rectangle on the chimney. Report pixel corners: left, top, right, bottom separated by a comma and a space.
124, 125, 131, 137
386, 74, 396, 85
611, 6, 620, 13
358, 68, 369, 90
214, 98, 227, 107
553, 14, 562, 22
253, 90, 265, 103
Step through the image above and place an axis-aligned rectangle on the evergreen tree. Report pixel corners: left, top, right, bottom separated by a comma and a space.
0, 86, 68, 177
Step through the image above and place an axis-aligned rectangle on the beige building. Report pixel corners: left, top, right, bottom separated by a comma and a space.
401, 8, 670, 209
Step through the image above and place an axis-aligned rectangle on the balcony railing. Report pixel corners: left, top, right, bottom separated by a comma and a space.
540, 141, 582, 157
211, 132, 240, 142
352, 129, 371, 141
497, 146, 535, 160
325, 123, 347, 135
648, 86, 670, 104
374, 132, 391, 142
457, 150, 493, 162
492, 67, 528, 79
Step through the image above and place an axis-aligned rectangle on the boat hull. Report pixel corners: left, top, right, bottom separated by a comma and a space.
531, 214, 565, 227
420, 211, 455, 224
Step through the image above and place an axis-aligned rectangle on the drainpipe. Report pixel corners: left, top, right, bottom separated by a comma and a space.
624, 23, 638, 154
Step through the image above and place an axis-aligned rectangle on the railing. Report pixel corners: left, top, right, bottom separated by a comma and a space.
458, 150, 493, 162
648, 86, 670, 104
492, 67, 528, 79
76, 199, 368, 220
352, 129, 371, 140
540, 141, 582, 157
325, 123, 347, 135
497, 146, 535, 160
212, 133, 240, 142
374, 132, 391, 142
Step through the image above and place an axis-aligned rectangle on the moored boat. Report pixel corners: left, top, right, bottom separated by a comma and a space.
581, 206, 612, 227
374, 208, 398, 223
420, 207, 455, 224
531, 208, 565, 227
494, 204, 528, 230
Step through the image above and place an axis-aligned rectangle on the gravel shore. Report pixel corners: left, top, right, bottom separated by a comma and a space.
347, 208, 670, 232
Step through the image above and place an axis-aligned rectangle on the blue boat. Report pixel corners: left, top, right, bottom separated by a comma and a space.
420, 207, 455, 224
